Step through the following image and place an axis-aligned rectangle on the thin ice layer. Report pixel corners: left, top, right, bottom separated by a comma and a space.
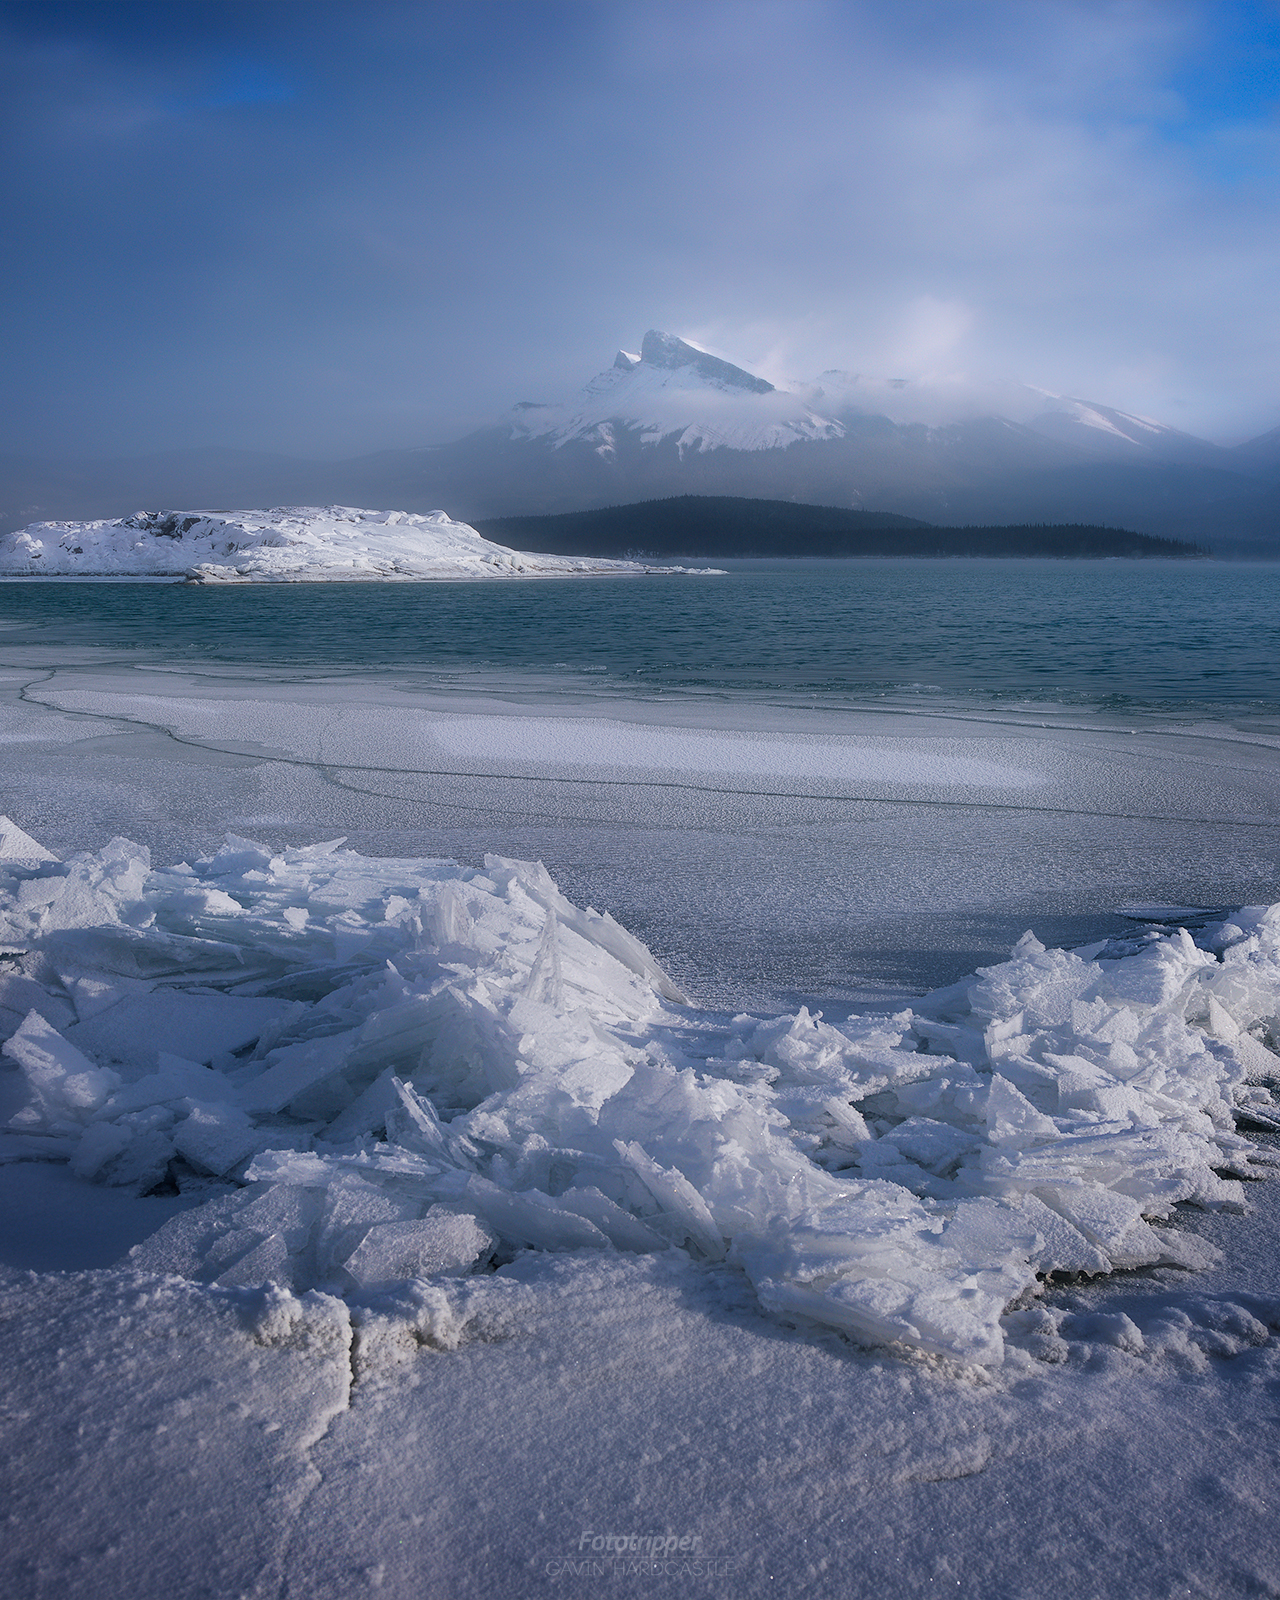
1, 817, 1276, 1364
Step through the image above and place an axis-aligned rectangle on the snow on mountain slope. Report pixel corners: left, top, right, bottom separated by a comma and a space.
0, 505, 699, 582
804, 370, 1220, 463
802, 370, 1050, 428
503, 330, 1221, 473
510, 330, 845, 456
1022, 396, 1225, 465
0, 336, 1256, 546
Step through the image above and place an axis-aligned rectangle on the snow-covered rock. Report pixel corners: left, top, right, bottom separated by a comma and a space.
2, 818, 1277, 1365
0, 504, 705, 582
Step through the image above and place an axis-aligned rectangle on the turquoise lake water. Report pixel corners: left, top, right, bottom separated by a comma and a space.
2, 558, 1278, 716
3, 558, 1277, 1005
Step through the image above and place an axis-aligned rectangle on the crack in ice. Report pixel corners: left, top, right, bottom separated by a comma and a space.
13, 677, 1280, 832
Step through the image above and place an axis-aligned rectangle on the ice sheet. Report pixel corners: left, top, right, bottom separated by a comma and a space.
2, 820, 1277, 1365
16, 678, 1053, 790
7, 663, 1279, 1008
426, 714, 1043, 788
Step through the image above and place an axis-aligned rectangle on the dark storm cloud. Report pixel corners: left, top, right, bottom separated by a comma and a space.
1, 0, 1278, 457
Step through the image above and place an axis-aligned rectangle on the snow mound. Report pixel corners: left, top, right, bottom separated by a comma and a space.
2, 819, 1277, 1366
0, 505, 705, 582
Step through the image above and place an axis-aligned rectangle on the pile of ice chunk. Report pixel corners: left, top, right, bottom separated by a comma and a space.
2, 815, 1278, 1365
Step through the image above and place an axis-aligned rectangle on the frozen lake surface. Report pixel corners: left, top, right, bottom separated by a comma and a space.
2, 560, 1280, 1596
1, 559, 1279, 1008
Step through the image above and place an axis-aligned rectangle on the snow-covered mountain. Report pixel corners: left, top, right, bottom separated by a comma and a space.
0, 505, 699, 582
341, 332, 1273, 546
2, 333, 1278, 549
505, 332, 1227, 471
509, 330, 844, 456
804, 369, 1227, 466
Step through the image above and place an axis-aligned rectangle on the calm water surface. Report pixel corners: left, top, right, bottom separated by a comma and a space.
1, 559, 1277, 715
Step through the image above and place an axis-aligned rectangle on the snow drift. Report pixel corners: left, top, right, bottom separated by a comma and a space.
2, 816, 1277, 1365
0, 505, 704, 582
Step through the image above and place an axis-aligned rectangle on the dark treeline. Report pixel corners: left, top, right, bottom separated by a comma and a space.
475, 496, 1204, 560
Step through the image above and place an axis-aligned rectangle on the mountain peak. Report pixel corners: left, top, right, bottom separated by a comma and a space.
639, 330, 775, 394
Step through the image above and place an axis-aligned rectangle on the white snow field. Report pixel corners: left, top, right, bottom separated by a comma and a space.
0, 504, 708, 582
3, 660, 1280, 1597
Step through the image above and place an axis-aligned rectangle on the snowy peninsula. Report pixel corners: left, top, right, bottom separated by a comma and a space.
0, 504, 709, 582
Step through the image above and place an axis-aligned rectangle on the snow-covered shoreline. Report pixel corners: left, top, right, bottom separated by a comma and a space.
0, 505, 718, 583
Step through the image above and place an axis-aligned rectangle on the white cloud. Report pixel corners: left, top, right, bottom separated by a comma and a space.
2, 0, 1278, 452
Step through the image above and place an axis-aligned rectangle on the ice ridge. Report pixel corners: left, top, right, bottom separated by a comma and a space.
2, 820, 1277, 1366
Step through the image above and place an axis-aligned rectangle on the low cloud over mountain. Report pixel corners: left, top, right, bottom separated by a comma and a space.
4, 333, 1279, 552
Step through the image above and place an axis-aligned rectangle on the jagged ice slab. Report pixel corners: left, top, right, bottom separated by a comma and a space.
2, 819, 1277, 1365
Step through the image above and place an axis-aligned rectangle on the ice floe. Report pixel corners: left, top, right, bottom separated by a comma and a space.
0, 505, 712, 582
1, 819, 1277, 1365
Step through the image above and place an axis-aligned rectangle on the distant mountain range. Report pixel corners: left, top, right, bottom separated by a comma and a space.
4, 330, 1278, 551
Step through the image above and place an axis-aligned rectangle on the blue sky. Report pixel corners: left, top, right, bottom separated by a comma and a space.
2, 0, 1278, 456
